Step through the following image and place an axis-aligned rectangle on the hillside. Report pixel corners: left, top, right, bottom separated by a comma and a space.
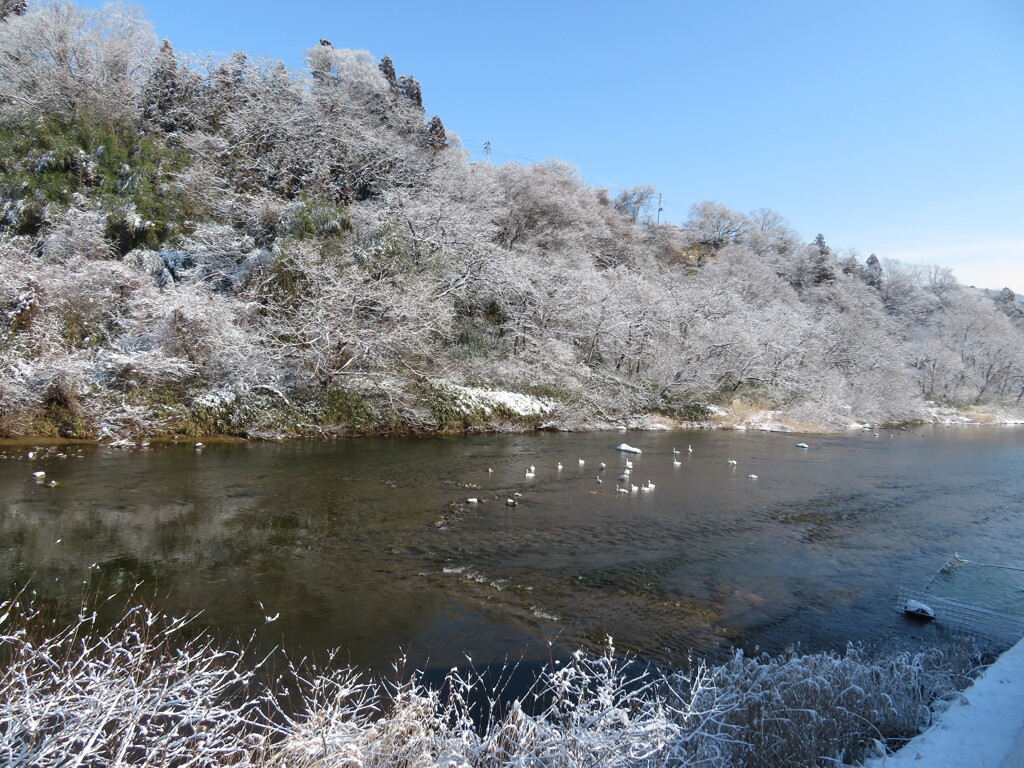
2, 1, 1023, 441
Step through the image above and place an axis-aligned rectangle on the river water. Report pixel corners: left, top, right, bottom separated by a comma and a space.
2, 426, 1023, 677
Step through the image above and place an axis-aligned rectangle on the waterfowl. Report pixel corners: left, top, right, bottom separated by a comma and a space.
615, 443, 642, 454
795, 442, 809, 449
728, 459, 737, 465
748, 474, 758, 479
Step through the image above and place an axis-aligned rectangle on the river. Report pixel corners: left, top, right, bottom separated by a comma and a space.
2, 425, 1023, 677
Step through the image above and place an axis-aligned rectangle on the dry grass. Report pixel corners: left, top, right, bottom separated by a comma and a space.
0, 600, 987, 768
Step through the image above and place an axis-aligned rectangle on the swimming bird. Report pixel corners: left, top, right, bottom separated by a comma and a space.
31, 471, 45, 478
748, 474, 758, 479
795, 442, 809, 449
625, 460, 633, 469
598, 462, 606, 469
525, 471, 535, 478
596, 476, 603, 484
630, 484, 639, 493
557, 462, 563, 470
616, 486, 629, 494
487, 468, 494, 473
672, 448, 681, 454
258, 602, 280, 623
618, 473, 629, 482
688, 445, 693, 453
728, 459, 737, 465
578, 458, 585, 466
673, 458, 682, 466
506, 498, 518, 506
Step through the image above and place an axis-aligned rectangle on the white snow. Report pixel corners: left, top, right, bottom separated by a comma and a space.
444, 384, 556, 418
903, 599, 935, 618
863, 636, 1024, 767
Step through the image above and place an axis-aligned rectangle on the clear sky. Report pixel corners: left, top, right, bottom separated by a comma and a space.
73, 0, 1024, 292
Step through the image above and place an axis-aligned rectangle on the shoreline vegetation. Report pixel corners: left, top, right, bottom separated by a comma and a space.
3, 3, 1024, 444
0, 596, 995, 768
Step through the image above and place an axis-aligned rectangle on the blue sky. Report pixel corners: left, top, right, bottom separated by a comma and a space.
77, 0, 1024, 291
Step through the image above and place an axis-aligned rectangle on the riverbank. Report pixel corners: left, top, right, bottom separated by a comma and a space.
863, 635, 1024, 767
3, 387, 1021, 445
0, 596, 986, 768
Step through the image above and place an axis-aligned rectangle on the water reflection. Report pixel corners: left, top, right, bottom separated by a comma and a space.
2, 426, 1023, 675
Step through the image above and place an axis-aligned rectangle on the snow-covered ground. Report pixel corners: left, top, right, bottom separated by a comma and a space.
863, 637, 1024, 767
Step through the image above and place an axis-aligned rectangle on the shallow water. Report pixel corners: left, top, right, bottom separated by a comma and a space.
2, 426, 1023, 675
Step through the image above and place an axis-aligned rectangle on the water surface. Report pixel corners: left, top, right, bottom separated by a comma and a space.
2, 426, 1023, 675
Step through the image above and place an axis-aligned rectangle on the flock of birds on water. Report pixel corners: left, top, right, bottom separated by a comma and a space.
468, 441, 814, 507
9, 427, 916, 500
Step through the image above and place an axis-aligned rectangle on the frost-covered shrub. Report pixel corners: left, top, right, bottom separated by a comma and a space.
40, 206, 113, 262
0, 599, 987, 768
179, 223, 270, 292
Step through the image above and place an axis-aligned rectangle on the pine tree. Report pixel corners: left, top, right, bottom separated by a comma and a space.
143, 40, 190, 133
378, 55, 397, 88
426, 115, 448, 153
398, 74, 423, 110
862, 254, 883, 290
810, 234, 834, 284
0, 0, 27, 23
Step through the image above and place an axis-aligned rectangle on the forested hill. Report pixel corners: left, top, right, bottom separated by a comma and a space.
1, 2, 1022, 440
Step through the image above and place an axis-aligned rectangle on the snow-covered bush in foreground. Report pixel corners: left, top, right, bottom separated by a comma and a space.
0, 599, 985, 768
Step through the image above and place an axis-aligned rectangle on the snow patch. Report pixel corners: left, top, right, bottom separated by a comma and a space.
863, 637, 1024, 767
444, 384, 556, 418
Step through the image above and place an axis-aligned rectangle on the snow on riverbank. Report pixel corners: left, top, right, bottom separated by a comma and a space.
444, 384, 556, 418
863, 637, 1024, 767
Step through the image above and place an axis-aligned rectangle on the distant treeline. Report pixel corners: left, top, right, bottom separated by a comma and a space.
2, 1, 1023, 440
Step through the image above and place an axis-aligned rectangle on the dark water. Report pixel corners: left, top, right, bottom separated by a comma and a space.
2, 426, 1023, 677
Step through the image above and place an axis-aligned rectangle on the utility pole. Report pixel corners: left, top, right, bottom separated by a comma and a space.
483, 141, 492, 164
656, 193, 663, 225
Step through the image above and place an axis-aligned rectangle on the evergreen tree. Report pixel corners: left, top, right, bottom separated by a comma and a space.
862, 254, 884, 290
994, 287, 1024, 322
398, 74, 423, 110
426, 115, 448, 153
378, 55, 397, 87
810, 234, 835, 284
142, 40, 192, 133
0, 1, 27, 23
